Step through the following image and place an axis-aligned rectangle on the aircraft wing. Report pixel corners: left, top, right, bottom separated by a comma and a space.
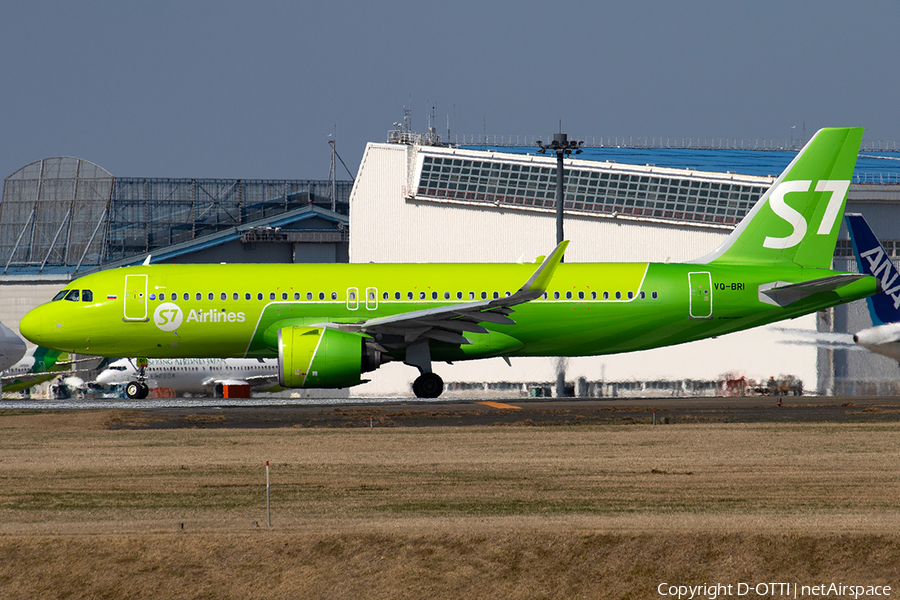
758, 274, 873, 307
331, 241, 568, 350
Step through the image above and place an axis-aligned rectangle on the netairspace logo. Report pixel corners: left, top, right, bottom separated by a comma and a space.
153, 303, 245, 332
657, 581, 892, 599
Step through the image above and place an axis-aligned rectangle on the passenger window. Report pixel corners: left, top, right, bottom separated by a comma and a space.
578, 291, 584, 300
566, 291, 572, 300
542, 292, 548, 299
383, 292, 388, 300
65, 289, 80, 302
432, 291, 438, 300
159, 293, 166, 301
221, 293, 227, 301
319, 292, 325, 300
294, 292, 300, 300
492, 291, 499, 299
652, 291, 658, 299
591, 291, 597, 300
603, 292, 609, 299
395, 292, 401, 300
615, 291, 622, 299
282, 292, 288, 300
369, 291, 376, 301
481, 291, 487, 300
196, 293, 202, 301
639, 291, 646, 299
444, 291, 450, 300
420, 291, 426, 300
257, 293, 263, 301
627, 291, 634, 299
233, 293, 239, 301
469, 292, 475, 300
270, 293, 276, 301
407, 291, 413, 300
307, 292, 313, 300
554, 291, 560, 300
331, 292, 338, 300
208, 293, 214, 301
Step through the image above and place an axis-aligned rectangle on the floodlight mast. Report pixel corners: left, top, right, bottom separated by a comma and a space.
536, 133, 583, 261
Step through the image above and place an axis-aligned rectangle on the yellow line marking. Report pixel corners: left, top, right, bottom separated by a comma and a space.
478, 401, 522, 409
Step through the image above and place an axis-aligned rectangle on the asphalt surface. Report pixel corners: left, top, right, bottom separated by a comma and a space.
98, 395, 900, 429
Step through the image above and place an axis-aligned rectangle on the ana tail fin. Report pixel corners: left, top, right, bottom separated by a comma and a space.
694, 127, 863, 268
846, 213, 900, 326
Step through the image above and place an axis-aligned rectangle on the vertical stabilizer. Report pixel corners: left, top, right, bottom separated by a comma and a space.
847, 213, 900, 326
694, 127, 863, 267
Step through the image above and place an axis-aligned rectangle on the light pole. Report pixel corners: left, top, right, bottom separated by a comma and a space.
537, 133, 583, 256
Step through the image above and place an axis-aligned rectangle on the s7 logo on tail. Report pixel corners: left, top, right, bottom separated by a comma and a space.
763, 180, 850, 249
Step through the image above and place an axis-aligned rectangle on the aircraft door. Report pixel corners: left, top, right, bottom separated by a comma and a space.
347, 287, 359, 310
365, 287, 378, 310
124, 274, 149, 321
688, 272, 712, 319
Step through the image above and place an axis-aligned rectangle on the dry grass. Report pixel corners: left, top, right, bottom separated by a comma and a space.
1, 410, 899, 598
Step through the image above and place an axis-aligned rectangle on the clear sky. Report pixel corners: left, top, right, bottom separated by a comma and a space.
2, 1, 898, 182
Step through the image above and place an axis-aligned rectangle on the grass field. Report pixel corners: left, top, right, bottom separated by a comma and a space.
1, 409, 899, 598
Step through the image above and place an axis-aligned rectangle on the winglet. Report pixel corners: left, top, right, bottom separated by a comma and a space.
519, 241, 569, 297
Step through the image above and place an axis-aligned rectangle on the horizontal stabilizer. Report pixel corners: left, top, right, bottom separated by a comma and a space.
759, 274, 870, 307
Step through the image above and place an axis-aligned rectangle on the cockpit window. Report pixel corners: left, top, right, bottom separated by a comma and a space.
52, 290, 69, 301
64, 289, 80, 302
82, 290, 93, 302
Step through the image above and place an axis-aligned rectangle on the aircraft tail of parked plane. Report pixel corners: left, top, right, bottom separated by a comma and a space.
18, 127, 880, 398
847, 213, 900, 326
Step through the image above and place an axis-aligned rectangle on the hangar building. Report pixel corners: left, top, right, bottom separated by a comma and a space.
348, 131, 900, 397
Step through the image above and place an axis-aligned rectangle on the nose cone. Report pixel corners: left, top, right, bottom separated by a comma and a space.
18, 307, 42, 345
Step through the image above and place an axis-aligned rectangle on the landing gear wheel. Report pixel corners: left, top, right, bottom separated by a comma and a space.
413, 373, 444, 399
125, 381, 150, 399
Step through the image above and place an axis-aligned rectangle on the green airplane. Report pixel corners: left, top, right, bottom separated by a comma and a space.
19, 127, 879, 399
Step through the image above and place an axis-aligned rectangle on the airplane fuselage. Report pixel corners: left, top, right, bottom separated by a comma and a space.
21, 261, 876, 363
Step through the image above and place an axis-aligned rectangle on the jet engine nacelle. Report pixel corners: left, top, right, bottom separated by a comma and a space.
277, 326, 381, 388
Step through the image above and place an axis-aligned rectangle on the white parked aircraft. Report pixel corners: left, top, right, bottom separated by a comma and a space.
0, 322, 27, 372
94, 357, 279, 397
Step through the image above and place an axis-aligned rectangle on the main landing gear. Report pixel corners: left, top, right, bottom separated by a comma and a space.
413, 372, 444, 399
125, 357, 150, 399
406, 339, 444, 399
